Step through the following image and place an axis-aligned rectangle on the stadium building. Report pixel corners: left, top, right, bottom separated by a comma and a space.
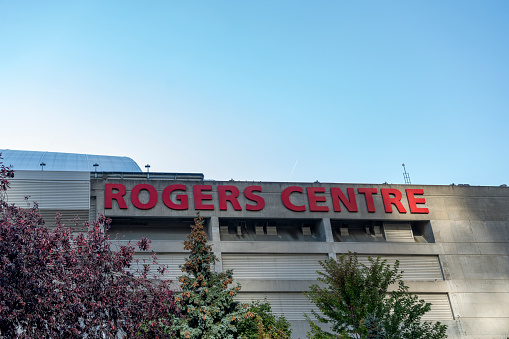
2, 149, 509, 338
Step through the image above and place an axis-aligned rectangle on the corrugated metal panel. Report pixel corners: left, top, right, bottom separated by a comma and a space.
10, 171, 91, 181
6, 171, 90, 210
130, 253, 187, 281
222, 254, 327, 280
236, 293, 320, 321
383, 223, 414, 242
416, 294, 453, 321
40, 209, 90, 232
349, 255, 444, 281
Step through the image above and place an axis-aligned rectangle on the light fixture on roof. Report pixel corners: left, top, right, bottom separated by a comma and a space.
40, 162, 46, 171
93, 163, 99, 178
145, 164, 150, 179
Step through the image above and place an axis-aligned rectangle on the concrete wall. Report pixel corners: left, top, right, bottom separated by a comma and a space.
92, 179, 509, 338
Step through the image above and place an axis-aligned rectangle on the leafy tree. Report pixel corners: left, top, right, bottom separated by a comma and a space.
170, 216, 249, 339
0, 154, 179, 338
237, 299, 292, 339
0, 153, 14, 195
305, 252, 447, 339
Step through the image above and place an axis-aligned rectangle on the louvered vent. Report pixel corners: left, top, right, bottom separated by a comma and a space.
416, 294, 453, 320
383, 223, 414, 242
350, 255, 443, 281
222, 254, 326, 280
236, 293, 452, 321
236, 293, 321, 321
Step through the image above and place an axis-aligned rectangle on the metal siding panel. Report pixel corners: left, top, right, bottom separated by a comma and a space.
39, 210, 90, 232
130, 253, 187, 281
10, 170, 90, 181
6, 171, 90, 210
343, 255, 444, 281
222, 254, 327, 280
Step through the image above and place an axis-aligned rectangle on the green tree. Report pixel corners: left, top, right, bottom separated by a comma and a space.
170, 216, 248, 339
237, 300, 292, 339
305, 252, 447, 339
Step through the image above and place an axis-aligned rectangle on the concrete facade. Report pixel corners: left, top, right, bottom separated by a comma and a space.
90, 177, 509, 339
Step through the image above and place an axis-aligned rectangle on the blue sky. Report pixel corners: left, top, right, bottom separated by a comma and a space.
1, 1, 508, 185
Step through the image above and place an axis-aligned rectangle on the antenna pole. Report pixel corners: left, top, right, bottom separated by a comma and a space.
402, 163, 411, 184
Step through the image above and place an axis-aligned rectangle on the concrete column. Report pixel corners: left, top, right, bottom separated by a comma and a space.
209, 216, 222, 272
320, 217, 336, 259
93, 181, 105, 216
210, 216, 221, 241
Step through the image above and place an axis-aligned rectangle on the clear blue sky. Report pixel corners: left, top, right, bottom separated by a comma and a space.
1, 1, 508, 185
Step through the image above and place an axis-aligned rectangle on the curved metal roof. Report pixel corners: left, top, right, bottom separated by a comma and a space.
0, 149, 142, 172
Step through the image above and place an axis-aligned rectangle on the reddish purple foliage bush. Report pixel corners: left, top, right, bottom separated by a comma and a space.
0, 154, 178, 338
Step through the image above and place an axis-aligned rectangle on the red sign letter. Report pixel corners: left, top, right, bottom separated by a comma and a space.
193, 185, 214, 210
307, 187, 329, 212
330, 187, 358, 212
131, 184, 158, 210
105, 183, 127, 209
282, 186, 306, 212
218, 185, 242, 211
162, 184, 189, 210
358, 188, 377, 213
244, 186, 265, 211
381, 188, 407, 213
406, 189, 429, 214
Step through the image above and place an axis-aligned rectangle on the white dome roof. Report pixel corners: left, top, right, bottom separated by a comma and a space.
0, 149, 142, 172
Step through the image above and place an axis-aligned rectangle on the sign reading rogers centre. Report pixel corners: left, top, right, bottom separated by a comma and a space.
104, 183, 429, 214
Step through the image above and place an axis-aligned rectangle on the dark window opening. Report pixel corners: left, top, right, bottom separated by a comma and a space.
218, 218, 325, 242
331, 220, 434, 243
108, 217, 210, 241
